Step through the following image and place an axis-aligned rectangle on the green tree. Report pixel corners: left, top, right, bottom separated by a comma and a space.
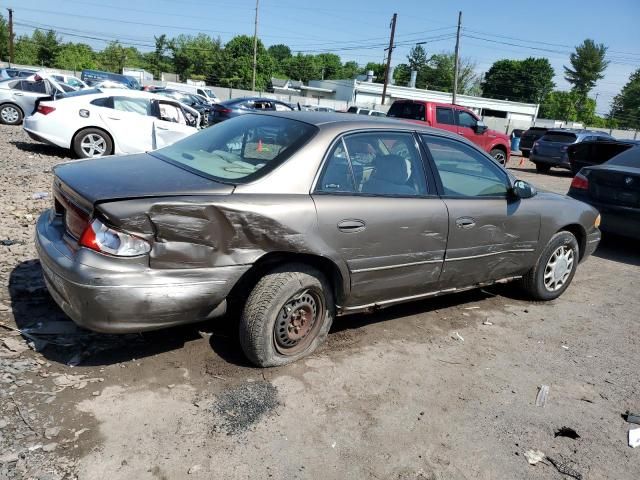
32, 29, 61, 66
341, 60, 360, 79
539, 90, 581, 121
362, 62, 385, 82
393, 63, 411, 86
609, 68, 640, 129
216, 35, 273, 89
316, 53, 342, 79
421, 53, 478, 94
0, 15, 8, 61
284, 53, 320, 83
482, 57, 555, 103
54, 43, 96, 71
268, 44, 291, 64
14, 35, 38, 65
564, 39, 609, 96
170, 34, 221, 80
148, 34, 173, 79
98, 41, 144, 72
407, 44, 428, 72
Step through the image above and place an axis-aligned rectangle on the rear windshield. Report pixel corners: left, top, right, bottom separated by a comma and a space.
387, 102, 425, 121
607, 147, 640, 168
541, 132, 577, 143
152, 114, 317, 184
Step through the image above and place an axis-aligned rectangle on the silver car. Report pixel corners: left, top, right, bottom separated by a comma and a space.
0, 77, 72, 125
36, 113, 601, 367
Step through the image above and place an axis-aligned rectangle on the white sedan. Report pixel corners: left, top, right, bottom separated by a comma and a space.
23, 89, 200, 158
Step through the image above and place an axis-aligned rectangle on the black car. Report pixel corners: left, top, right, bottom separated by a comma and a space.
210, 97, 295, 123
568, 145, 640, 239
568, 138, 640, 175
519, 127, 548, 158
530, 129, 614, 174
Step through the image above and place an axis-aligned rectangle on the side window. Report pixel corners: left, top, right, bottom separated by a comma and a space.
18, 81, 48, 94
52, 75, 64, 83
436, 107, 455, 125
90, 97, 112, 108
422, 135, 508, 197
274, 102, 291, 111
358, 109, 370, 115
157, 101, 187, 124
113, 97, 151, 116
316, 141, 356, 193
316, 132, 428, 197
456, 110, 477, 128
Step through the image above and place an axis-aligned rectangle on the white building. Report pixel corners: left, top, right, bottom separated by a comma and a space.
304, 79, 540, 123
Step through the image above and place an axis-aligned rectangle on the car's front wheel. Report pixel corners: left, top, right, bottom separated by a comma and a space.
535, 163, 551, 174
73, 128, 113, 158
521, 231, 579, 300
0, 104, 23, 125
490, 148, 507, 165
239, 264, 334, 367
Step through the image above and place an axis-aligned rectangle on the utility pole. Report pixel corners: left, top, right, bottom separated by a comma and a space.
252, 0, 259, 92
381, 13, 397, 105
452, 10, 462, 104
7, 8, 14, 65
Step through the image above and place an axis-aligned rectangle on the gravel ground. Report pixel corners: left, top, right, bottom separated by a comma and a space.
0, 124, 638, 480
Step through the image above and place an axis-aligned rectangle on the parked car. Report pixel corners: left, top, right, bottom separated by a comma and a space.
568, 144, 639, 239
386, 99, 510, 164
0, 68, 38, 80
0, 76, 73, 125
35, 112, 601, 367
50, 74, 89, 90
346, 106, 386, 117
209, 97, 295, 123
567, 138, 639, 175
530, 129, 614, 173
81, 69, 141, 89
154, 89, 214, 126
164, 82, 219, 104
23, 88, 199, 158
519, 127, 548, 158
303, 105, 335, 112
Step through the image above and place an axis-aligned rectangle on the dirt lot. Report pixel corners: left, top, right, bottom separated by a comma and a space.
0, 124, 638, 480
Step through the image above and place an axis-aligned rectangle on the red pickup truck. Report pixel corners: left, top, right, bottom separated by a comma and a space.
387, 100, 510, 164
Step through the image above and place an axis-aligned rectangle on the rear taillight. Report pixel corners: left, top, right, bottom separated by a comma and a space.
79, 218, 150, 257
37, 104, 56, 115
214, 105, 231, 114
570, 172, 589, 190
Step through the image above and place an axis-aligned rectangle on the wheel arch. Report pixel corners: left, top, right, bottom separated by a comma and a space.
558, 223, 586, 260
71, 126, 115, 156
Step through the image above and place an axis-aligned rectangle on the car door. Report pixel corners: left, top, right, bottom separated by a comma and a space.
420, 134, 540, 287
455, 109, 488, 150
433, 106, 458, 135
97, 96, 155, 153
312, 130, 449, 307
13, 80, 49, 115
151, 100, 198, 148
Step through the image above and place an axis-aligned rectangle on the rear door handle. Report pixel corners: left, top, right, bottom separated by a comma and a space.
107, 117, 121, 120
455, 217, 476, 229
156, 126, 169, 130
337, 219, 365, 233
14, 93, 24, 96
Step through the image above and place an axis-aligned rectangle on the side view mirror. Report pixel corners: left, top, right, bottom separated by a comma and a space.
511, 179, 537, 199
474, 121, 488, 134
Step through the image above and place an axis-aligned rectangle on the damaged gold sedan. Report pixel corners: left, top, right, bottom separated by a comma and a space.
36, 112, 601, 366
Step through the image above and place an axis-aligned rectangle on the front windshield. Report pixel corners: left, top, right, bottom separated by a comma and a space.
152, 114, 317, 183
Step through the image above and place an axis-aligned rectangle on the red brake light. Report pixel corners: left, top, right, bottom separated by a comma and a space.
79, 219, 151, 256
79, 222, 99, 251
37, 105, 56, 115
570, 172, 589, 190
215, 105, 231, 113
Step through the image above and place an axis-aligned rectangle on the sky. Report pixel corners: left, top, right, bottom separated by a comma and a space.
4, 0, 640, 113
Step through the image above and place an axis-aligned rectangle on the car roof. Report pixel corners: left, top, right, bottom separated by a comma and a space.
223, 97, 288, 105
545, 128, 610, 135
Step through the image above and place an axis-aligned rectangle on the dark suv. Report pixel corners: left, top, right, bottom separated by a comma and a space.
530, 129, 613, 174
519, 127, 547, 158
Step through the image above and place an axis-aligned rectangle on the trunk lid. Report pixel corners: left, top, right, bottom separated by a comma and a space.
588, 165, 640, 208
53, 153, 234, 205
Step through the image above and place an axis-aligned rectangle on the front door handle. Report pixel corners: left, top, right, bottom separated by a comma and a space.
455, 217, 476, 229
337, 219, 365, 233
14, 93, 24, 96
156, 126, 169, 130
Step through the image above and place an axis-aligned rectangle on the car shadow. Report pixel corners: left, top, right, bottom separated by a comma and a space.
594, 233, 639, 266
11, 140, 71, 159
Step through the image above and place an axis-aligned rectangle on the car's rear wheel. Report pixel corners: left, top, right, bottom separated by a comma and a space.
535, 163, 551, 174
521, 150, 530, 158
239, 264, 334, 367
0, 104, 23, 125
490, 148, 507, 165
73, 128, 113, 158
521, 231, 579, 301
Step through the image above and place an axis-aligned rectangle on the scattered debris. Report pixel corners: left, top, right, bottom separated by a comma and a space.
188, 465, 202, 474
535, 385, 550, 407
623, 412, 640, 425
31, 191, 49, 200
51, 373, 104, 390
482, 321, 493, 326
629, 427, 640, 448
452, 331, 464, 342
555, 427, 580, 439
42, 443, 58, 452
0, 239, 18, 246
211, 381, 279, 435
3, 337, 29, 355
524, 449, 545, 465
464, 306, 480, 310
0, 452, 19, 464
561, 345, 569, 350
546, 456, 583, 480
44, 426, 62, 439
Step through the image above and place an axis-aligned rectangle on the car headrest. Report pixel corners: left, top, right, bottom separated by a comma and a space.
372, 154, 409, 185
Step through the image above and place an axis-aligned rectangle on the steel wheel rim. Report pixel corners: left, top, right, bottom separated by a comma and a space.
1, 106, 19, 123
274, 289, 324, 356
80, 133, 107, 157
543, 245, 574, 292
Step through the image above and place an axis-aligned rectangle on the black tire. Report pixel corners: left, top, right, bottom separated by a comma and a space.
522, 150, 530, 158
520, 231, 579, 301
72, 128, 113, 158
490, 148, 508, 165
535, 163, 551, 174
0, 104, 24, 125
239, 263, 334, 367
